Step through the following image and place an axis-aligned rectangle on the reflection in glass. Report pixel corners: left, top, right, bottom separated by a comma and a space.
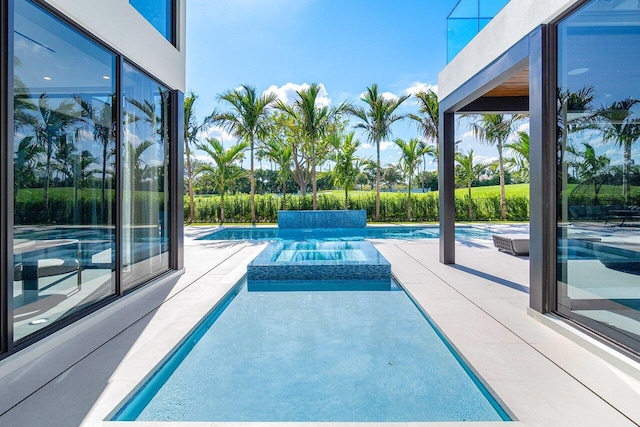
130, 0, 173, 42
13, 0, 116, 341
122, 63, 171, 290
556, 0, 640, 352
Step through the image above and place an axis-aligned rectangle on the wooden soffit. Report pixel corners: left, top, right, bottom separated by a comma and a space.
484, 67, 529, 97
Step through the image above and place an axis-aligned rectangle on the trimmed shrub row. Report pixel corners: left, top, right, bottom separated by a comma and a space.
187, 193, 530, 223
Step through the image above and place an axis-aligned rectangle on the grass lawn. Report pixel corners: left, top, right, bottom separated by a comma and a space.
322, 184, 531, 198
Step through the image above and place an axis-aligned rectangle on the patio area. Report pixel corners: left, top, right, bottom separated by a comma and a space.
0, 225, 639, 426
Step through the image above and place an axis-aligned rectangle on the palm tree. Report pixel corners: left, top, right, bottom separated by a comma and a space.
505, 130, 530, 182
409, 89, 439, 178
184, 92, 215, 223
215, 85, 277, 223
276, 83, 349, 210
125, 139, 155, 189
395, 137, 429, 220
455, 149, 484, 220
75, 96, 115, 222
330, 132, 362, 209
469, 113, 525, 220
349, 84, 409, 220
598, 98, 640, 202
262, 138, 293, 210
197, 138, 248, 224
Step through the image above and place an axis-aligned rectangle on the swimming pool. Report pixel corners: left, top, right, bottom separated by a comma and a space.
199, 225, 498, 241
113, 280, 510, 422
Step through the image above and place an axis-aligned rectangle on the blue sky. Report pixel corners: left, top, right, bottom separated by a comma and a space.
186, 0, 516, 171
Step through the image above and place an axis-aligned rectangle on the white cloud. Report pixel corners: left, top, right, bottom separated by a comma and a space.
263, 82, 331, 107
404, 82, 438, 97
381, 92, 398, 102
459, 130, 475, 142
202, 125, 235, 142
380, 140, 396, 151
357, 90, 399, 102
475, 155, 498, 165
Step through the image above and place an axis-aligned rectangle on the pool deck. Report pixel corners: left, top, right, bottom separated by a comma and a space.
0, 224, 639, 426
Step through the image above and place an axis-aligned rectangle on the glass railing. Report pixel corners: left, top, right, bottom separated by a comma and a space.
447, 0, 511, 62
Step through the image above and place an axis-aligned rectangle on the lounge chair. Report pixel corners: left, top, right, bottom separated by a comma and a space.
492, 234, 529, 256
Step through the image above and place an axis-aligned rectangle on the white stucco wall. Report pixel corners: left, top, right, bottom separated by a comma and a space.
43, 0, 186, 92
438, 0, 580, 100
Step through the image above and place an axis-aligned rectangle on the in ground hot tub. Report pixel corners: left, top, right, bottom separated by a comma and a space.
247, 240, 391, 291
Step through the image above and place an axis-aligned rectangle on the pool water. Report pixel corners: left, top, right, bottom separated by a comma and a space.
199, 225, 497, 241
275, 241, 367, 262
114, 281, 509, 422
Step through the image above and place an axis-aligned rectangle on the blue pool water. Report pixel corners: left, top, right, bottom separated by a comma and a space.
247, 241, 391, 291
199, 225, 496, 241
114, 281, 509, 422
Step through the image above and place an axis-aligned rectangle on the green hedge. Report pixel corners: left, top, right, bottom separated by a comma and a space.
187, 192, 530, 223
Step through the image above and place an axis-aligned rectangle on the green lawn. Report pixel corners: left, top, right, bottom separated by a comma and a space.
322, 184, 531, 198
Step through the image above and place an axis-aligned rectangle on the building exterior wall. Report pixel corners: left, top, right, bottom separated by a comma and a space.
42, 0, 185, 91
439, 0, 577, 99
2, 0, 185, 355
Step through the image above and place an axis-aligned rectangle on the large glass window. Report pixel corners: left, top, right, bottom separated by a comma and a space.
13, 0, 116, 341
122, 63, 171, 290
556, 0, 640, 353
129, 0, 173, 42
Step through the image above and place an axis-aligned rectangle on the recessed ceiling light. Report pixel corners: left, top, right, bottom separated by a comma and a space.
43, 76, 52, 81
29, 318, 49, 325
102, 75, 111, 80
568, 67, 589, 76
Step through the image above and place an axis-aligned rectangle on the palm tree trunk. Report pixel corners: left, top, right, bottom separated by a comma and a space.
186, 140, 195, 223
220, 192, 225, 224
250, 140, 256, 223
101, 139, 107, 223
312, 141, 317, 210
282, 181, 286, 210
345, 187, 348, 210
468, 185, 473, 220
623, 143, 631, 204
375, 138, 381, 221
498, 144, 506, 220
407, 182, 412, 220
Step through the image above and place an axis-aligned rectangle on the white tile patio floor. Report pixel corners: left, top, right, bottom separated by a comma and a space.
0, 225, 639, 426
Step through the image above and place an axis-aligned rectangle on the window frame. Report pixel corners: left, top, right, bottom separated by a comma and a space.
1, 0, 182, 356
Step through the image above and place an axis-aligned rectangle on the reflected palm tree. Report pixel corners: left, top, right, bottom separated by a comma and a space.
35, 95, 79, 211
125, 139, 155, 190
598, 98, 640, 203
75, 96, 115, 222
